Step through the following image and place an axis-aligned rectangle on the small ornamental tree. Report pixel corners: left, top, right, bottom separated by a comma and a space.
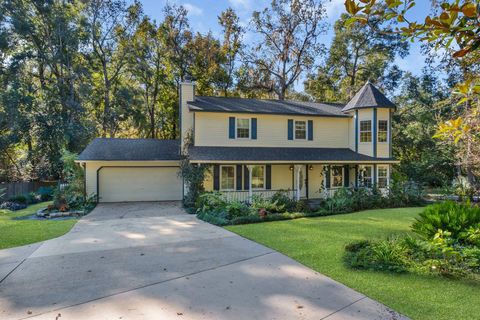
179, 130, 208, 209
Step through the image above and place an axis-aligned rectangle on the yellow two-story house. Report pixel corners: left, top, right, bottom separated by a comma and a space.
77, 81, 397, 203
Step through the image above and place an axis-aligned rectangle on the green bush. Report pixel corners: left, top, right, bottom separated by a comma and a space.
0, 187, 5, 201
251, 193, 291, 213
25, 192, 40, 204
345, 235, 480, 278
412, 201, 480, 243
50, 149, 95, 212
195, 192, 227, 214
345, 238, 409, 273
345, 202, 480, 279
37, 186, 54, 201
225, 201, 252, 219
387, 180, 425, 207
271, 190, 296, 211
9, 194, 27, 204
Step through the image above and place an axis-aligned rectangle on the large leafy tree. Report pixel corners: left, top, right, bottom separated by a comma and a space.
187, 32, 226, 96
242, 0, 327, 100
393, 73, 456, 186
84, 0, 142, 137
345, 0, 480, 186
305, 13, 408, 102
128, 17, 176, 139
218, 8, 243, 96
1, 0, 91, 179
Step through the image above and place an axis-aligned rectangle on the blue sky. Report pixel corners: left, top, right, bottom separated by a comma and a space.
138, 0, 432, 91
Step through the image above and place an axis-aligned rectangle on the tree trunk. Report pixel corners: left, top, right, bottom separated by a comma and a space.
150, 107, 156, 139
102, 61, 111, 138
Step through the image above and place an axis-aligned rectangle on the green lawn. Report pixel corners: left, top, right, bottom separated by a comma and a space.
0, 202, 77, 250
226, 207, 480, 320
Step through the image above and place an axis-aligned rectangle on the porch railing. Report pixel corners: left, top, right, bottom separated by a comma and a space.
220, 189, 297, 202
322, 187, 389, 198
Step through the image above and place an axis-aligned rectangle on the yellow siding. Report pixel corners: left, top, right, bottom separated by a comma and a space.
357, 108, 373, 157
85, 161, 180, 198
377, 108, 391, 158
348, 111, 355, 151
194, 112, 350, 148
271, 165, 293, 190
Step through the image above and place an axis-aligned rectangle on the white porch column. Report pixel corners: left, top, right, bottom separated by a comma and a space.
247, 165, 253, 202
295, 165, 302, 201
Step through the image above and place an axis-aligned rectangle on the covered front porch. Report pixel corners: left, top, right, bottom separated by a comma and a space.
188, 145, 398, 202
201, 163, 392, 201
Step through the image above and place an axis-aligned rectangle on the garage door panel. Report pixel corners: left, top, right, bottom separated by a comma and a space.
99, 167, 182, 202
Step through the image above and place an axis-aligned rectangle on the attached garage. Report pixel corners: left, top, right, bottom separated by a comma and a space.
77, 138, 183, 203
98, 167, 182, 202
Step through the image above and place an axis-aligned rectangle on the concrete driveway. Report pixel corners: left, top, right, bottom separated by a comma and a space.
0, 202, 406, 320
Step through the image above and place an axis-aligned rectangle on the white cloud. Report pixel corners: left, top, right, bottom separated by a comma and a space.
228, 0, 253, 9
324, 0, 345, 21
184, 3, 203, 16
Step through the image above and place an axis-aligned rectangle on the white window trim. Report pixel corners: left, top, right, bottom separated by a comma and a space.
330, 166, 344, 189
220, 165, 236, 191
359, 120, 372, 143
250, 165, 266, 190
235, 118, 251, 139
294, 120, 307, 140
377, 165, 390, 189
377, 119, 389, 143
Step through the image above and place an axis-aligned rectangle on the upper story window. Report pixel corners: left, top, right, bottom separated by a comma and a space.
360, 120, 372, 142
295, 120, 307, 140
378, 120, 388, 142
331, 166, 343, 188
220, 165, 235, 190
236, 119, 250, 138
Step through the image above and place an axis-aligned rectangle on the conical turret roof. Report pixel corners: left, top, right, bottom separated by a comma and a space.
342, 81, 396, 112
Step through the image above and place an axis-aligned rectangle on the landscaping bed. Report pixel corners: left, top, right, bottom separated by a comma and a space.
195, 181, 425, 226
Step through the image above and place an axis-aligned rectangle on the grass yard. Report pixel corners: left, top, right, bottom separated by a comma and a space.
0, 202, 77, 250
226, 207, 480, 320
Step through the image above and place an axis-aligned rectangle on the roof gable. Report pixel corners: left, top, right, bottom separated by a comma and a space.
342, 82, 396, 112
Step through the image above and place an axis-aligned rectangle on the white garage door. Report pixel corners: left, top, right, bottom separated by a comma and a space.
99, 167, 182, 202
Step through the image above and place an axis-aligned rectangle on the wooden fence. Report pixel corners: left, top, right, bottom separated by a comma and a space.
0, 181, 58, 200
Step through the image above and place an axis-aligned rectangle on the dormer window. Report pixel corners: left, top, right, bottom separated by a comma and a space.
236, 119, 250, 138
294, 120, 307, 140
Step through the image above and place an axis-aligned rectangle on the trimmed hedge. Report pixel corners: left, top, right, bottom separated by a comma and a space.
198, 207, 351, 226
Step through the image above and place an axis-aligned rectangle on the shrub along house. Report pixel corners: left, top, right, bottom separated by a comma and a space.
77, 80, 398, 203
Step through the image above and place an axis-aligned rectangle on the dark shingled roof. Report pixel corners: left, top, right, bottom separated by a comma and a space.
342, 82, 396, 112
188, 146, 395, 162
78, 138, 181, 161
188, 96, 349, 117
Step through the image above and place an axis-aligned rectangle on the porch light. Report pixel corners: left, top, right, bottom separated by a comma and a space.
289, 165, 294, 171
309, 165, 313, 171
